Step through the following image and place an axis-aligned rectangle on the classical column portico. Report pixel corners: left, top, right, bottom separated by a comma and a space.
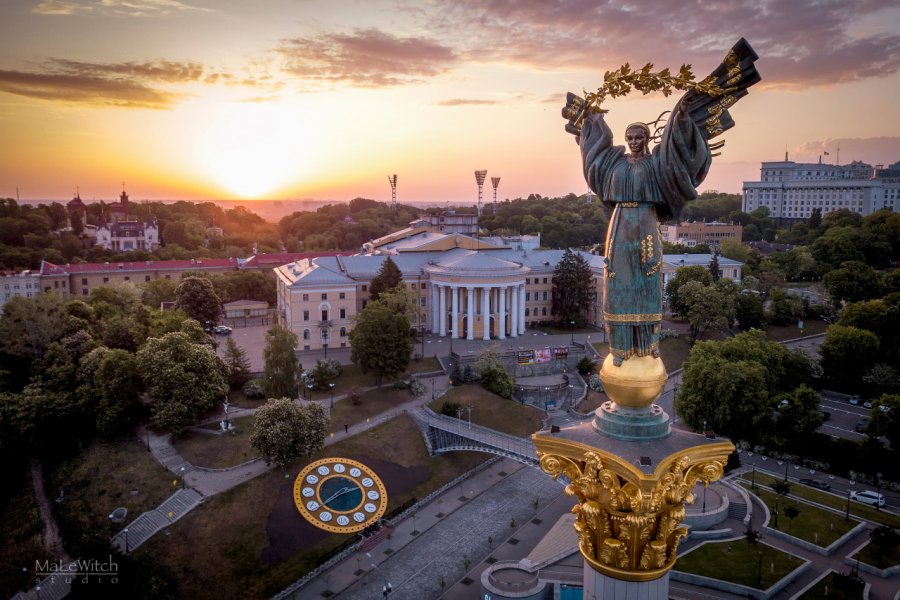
451, 285, 459, 339
466, 287, 475, 340
438, 284, 447, 337
431, 284, 439, 334
509, 284, 518, 338
482, 286, 490, 340
519, 284, 526, 334
498, 286, 506, 340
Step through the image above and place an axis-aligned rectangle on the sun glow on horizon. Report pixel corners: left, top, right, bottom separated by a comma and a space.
196, 101, 315, 199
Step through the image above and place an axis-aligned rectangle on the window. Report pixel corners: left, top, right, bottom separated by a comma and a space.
124, 276, 130, 281
542, 291, 548, 301
321, 293, 327, 300
302, 294, 309, 301
543, 278, 547, 284
420, 283, 426, 289
303, 330, 310, 340
82, 278, 88, 285
145, 275, 151, 282
542, 307, 547, 316
322, 309, 328, 321
525, 308, 530, 316
82, 288, 88, 296
362, 285, 368, 292
340, 327, 347, 337
420, 297, 426, 306
339, 292, 346, 299
526, 278, 530, 284
525, 292, 530, 301
340, 308, 347, 319
165, 274, 171, 279
362, 300, 368, 309
103, 277, 109, 283
303, 310, 310, 321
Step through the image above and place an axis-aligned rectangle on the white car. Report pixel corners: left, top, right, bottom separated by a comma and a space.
213, 325, 233, 335
850, 490, 885, 507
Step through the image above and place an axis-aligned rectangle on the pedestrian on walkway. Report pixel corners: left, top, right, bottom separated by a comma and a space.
344, 423, 348, 433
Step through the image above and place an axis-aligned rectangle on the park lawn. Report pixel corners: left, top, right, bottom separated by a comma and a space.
660, 336, 692, 371
228, 388, 266, 409
0, 470, 50, 598
576, 389, 606, 413
428, 385, 546, 437
315, 359, 443, 400
173, 416, 258, 469
139, 414, 486, 600
47, 437, 177, 553
740, 483, 857, 546
766, 319, 828, 341
534, 324, 599, 335
798, 571, 865, 599
675, 540, 804, 589
739, 471, 900, 529
853, 540, 900, 570
328, 386, 415, 431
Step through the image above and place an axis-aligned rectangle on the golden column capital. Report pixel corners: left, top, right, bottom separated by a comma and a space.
533, 435, 733, 582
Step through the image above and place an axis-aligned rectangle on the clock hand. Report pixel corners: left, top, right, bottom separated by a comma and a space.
322, 486, 357, 504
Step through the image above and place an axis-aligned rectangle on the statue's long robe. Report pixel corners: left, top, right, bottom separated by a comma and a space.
580, 110, 711, 359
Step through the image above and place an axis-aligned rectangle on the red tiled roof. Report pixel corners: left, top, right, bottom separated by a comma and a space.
40, 258, 238, 274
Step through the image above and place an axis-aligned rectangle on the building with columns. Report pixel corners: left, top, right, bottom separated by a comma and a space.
274, 249, 605, 351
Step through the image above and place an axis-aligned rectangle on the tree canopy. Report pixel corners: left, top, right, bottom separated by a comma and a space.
349, 298, 415, 385
368, 256, 403, 302
551, 249, 595, 328
250, 398, 327, 467
174, 276, 222, 326
262, 324, 300, 398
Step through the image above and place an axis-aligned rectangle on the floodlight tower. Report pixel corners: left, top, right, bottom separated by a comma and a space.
387, 174, 398, 211
491, 177, 501, 214
474, 170, 488, 216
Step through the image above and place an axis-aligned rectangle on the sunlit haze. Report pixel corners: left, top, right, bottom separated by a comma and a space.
1, 0, 899, 204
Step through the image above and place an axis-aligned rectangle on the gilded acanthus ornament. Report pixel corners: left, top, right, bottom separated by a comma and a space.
536, 444, 729, 581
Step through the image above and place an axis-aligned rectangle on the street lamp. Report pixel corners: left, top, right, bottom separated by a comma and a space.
124, 527, 129, 553
307, 383, 314, 402
329, 382, 335, 408
751, 465, 756, 490
431, 377, 435, 400
180, 466, 185, 490
773, 497, 779, 529
321, 326, 329, 358
702, 484, 707, 513
845, 489, 851, 520
570, 320, 575, 344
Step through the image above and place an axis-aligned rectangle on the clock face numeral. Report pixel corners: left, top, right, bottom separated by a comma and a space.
319, 511, 333, 522
364, 503, 377, 513
349, 468, 362, 477
317, 465, 330, 476
302, 487, 315, 498
367, 490, 380, 500
336, 515, 350, 526
306, 501, 320, 511
333, 463, 346, 473
353, 512, 366, 522
361, 477, 374, 488
306, 474, 319, 484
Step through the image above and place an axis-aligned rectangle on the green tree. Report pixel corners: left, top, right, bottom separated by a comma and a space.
551, 249, 595, 328
0, 293, 68, 361
734, 292, 765, 330
368, 256, 403, 302
870, 394, 900, 451
137, 332, 228, 434
350, 299, 414, 386
665, 265, 713, 318
140, 278, 178, 308
772, 384, 824, 445
819, 325, 880, 391
263, 324, 300, 398
174, 276, 222, 327
93, 349, 144, 436
823, 261, 884, 305
783, 505, 800, 530
708, 252, 721, 282
250, 398, 327, 467
309, 358, 340, 391
808, 207, 822, 230
222, 337, 252, 390
677, 279, 737, 344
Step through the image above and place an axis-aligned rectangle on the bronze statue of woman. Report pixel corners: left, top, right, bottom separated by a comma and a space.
567, 39, 760, 374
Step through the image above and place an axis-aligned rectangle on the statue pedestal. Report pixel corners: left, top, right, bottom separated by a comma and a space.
593, 401, 670, 440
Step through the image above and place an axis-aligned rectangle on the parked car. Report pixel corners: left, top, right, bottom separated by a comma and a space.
850, 490, 885, 507
849, 394, 860, 405
855, 418, 869, 433
820, 411, 831, 422
214, 325, 233, 335
863, 400, 873, 409
798, 478, 831, 491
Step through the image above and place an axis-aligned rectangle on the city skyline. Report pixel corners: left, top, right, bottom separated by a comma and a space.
1, 0, 899, 203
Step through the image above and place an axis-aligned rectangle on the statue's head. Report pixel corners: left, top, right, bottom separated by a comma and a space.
625, 122, 650, 157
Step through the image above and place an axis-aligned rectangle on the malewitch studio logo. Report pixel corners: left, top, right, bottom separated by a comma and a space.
34, 556, 119, 584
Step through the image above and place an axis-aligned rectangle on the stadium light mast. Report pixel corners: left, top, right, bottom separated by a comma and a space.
387, 174, 398, 210
490, 177, 501, 215
474, 170, 487, 216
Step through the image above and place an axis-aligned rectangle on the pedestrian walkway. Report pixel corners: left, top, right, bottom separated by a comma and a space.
111, 488, 203, 552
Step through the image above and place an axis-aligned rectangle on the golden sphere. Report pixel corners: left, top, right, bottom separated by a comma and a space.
598, 354, 667, 409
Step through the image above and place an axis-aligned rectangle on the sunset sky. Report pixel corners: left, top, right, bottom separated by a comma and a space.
1, 0, 899, 204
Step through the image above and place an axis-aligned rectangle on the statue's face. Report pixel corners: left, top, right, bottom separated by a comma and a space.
625, 127, 648, 156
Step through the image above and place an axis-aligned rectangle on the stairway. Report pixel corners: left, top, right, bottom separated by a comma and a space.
112, 488, 203, 552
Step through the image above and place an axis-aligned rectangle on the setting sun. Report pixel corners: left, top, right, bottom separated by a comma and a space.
196, 101, 312, 198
